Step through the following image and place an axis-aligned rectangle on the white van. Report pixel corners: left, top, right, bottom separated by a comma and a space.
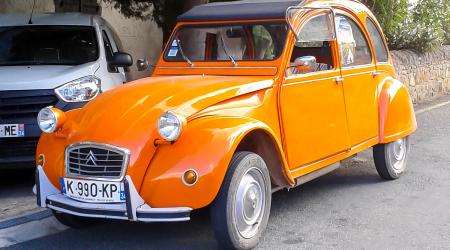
0, 13, 147, 168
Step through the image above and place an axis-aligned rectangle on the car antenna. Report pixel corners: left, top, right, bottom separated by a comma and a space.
28, 0, 36, 24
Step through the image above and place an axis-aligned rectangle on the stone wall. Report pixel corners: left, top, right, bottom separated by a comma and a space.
391, 46, 450, 104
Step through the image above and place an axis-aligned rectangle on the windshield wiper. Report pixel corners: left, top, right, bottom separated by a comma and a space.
175, 39, 194, 67
219, 34, 238, 67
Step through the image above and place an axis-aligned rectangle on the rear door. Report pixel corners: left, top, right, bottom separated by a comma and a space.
281, 9, 351, 170
335, 13, 378, 146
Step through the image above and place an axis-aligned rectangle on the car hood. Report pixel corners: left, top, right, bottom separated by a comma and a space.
0, 62, 100, 91
62, 75, 273, 187
66, 75, 274, 140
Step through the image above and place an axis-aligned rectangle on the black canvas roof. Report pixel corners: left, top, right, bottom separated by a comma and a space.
177, 0, 302, 22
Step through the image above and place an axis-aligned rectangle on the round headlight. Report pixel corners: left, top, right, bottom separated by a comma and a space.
37, 107, 62, 133
157, 111, 184, 142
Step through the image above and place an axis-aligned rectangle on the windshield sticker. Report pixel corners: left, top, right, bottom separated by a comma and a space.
172, 40, 179, 47
168, 48, 178, 57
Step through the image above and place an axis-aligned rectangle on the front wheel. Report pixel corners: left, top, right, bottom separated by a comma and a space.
373, 136, 410, 180
211, 151, 271, 250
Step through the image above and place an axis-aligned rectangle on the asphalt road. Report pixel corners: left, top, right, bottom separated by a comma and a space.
3, 96, 450, 249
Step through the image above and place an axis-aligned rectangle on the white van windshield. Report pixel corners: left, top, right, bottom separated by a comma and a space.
0, 25, 98, 66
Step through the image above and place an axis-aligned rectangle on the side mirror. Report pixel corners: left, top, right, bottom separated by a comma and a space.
294, 56, 317, 72
136, 59, 149, 71
109, 52, 133, 68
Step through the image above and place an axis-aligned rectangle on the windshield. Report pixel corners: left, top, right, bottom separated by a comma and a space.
0, 25, 98, 66
164, 21, 288, 63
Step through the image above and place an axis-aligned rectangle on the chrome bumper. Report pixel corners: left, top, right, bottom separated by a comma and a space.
35, 166, 192, 222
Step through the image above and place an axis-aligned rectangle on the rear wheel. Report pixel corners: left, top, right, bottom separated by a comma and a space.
373, 136, 410, 180
211, 151, 271, 250
52, 210, 99, 228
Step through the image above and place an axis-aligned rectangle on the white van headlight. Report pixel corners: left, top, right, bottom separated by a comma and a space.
55, 76, 101, 102
157, 111, 185, 142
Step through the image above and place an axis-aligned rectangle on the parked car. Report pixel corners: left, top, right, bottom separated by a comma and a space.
0, 13, 144, 168
34, 1, 416, 249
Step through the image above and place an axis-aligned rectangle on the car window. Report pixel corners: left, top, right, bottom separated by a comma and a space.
252, 25, 277, 60
0, 25, 98, 66
335, 15, 372, 67
366, 18, 389, 63
287, 14, 335, 76
164, 21, 287, 62
104, 23, 124, 53
102, 30, 118, 73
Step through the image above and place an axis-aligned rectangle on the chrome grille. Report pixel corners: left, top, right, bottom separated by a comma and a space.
65, 143, 130, 180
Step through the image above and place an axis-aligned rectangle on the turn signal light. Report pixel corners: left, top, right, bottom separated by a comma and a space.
182, 169, 198, 186
37, 154, 45, 167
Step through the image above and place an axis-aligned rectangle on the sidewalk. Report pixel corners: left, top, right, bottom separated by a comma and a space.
0, 169, 40, 221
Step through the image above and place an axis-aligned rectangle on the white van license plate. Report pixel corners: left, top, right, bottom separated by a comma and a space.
0, 124, 25, 138
61, 178, 126, 203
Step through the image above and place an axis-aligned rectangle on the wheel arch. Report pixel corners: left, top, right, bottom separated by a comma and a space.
235, 129, 292, 189
377, 77, 417, 144
139, 116, 293, 209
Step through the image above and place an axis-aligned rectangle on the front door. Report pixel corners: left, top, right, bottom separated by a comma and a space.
281, 11, 351, 170
335, 14, 378, 146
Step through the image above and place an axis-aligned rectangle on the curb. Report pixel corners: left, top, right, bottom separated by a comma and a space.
0, 210, 52, 230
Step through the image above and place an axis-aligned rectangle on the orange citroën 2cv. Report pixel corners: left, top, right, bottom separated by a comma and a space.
35, 0, 416, 249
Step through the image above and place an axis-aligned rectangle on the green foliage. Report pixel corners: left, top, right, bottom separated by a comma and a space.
443, 0, 450, 44
102, 0, 183, 41
362, 0, 409, 41
364, 0, 449, 52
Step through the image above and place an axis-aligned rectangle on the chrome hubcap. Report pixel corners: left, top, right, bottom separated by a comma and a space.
387, 138, 408, 172
393, 139, 406, 161
235, 167, 266, 239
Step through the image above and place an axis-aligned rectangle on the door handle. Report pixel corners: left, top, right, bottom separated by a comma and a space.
372, 71, 381, 77
335, 76, 344, 84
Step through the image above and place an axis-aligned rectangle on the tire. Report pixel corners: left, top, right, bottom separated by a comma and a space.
52, 210, 99, 228
211, 151, 272, 250
373, 136, 410, 180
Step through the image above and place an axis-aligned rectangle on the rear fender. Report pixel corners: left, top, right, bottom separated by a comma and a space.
378, 77, 417, 144
139, 116, 292, 209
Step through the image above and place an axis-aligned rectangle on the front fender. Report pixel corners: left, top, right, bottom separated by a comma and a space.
378, 77, 417, 143
139, 116, 290, 209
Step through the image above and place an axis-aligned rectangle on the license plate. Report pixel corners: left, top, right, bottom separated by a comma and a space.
61, 177, 126, 203
0, 124, 25, 138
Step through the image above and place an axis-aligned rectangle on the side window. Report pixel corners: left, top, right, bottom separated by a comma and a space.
287, 13, 335, 76
102, 30, 118, 73
366, 18, 389, 63
252, 25, 274, 60
335, 15, 372, 67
